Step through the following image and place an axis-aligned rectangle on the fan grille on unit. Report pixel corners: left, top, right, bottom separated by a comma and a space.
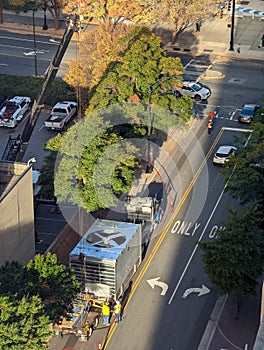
86, 229, 126, 248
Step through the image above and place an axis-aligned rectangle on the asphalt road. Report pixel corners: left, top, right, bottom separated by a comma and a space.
0, 29, 77, 77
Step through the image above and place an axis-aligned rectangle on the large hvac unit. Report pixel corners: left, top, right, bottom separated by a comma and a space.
69, 219, 142, 298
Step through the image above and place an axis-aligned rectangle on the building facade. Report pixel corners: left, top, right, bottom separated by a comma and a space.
0, 161, 35, 266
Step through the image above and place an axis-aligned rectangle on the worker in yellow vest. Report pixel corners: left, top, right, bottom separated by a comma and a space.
102, 302, 110, 325
114, 300, 122, 324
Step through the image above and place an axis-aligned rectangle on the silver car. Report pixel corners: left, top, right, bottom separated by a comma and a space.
174, 81, 211, 101
213, 145, 237, 165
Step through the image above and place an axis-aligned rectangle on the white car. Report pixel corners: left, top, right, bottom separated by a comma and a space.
174, 81, 211, 101
213, 145, 237, 165
0, 96, 31, 128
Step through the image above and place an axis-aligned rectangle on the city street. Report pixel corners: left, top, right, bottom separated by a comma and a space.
0, 8, 263, 349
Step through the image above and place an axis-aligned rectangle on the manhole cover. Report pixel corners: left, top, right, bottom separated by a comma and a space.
228, 78, 246, 84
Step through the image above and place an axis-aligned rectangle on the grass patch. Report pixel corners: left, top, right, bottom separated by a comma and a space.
0, 74, 76, 106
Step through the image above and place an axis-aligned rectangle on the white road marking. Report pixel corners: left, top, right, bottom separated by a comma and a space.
168, 129, 252, 304
182, 285, 210, 299
147, 277, 168, 296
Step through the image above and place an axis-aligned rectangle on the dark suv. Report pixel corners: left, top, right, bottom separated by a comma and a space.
238, 104, 260, 124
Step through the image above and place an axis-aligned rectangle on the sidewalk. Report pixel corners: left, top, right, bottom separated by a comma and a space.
166, 0, 264, 59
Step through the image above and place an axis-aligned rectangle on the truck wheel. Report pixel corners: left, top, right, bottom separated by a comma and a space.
194, 94, 202, 101
175, 91, 181, 98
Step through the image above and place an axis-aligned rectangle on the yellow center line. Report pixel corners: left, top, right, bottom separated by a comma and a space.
104, 128, 224, 348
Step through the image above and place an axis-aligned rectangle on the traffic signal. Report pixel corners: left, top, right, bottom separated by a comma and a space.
227, 0, 232, 11
218, 7, 224, 19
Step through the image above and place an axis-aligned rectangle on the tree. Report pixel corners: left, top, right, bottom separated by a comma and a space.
0, 295, 51, 350
223, 120, 264, 206
0, 253, 80, 323
199, 206, 264, 318
64, 21, 132, 89
86, 26, 192, 126
54, 111, 139, 212
25, 253, 80, 323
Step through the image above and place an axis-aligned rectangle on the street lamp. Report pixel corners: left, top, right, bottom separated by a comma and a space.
229, 0, 236, 51
42, 1, 48, 30
27, 157, 36, 167
32, 8, 38, 76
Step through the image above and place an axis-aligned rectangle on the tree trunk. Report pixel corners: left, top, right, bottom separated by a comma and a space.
234, 293, 240, 319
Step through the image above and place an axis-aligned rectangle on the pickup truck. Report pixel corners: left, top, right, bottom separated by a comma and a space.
0, 96, 31, 128
44, 101, 77, 131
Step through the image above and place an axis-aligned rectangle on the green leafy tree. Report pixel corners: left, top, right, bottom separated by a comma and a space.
223, 121, 264, 206
25, 253, 80, 323
199, 206, 264, 318
87, 26, 192, 126
0, 254, 80, 323
0, 295, 51, 350
55, 111, 139, 212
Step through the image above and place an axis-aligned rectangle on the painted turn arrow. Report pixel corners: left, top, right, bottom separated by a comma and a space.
147, 277, 168, 296
182, 284, 210, 299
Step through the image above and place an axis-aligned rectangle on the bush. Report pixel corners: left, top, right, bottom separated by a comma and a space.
0, 74, 76, 106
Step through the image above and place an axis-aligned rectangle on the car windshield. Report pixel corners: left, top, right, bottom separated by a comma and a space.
191, 83, 202, 92
242, 107, 254, 116
216, 152, 228, 158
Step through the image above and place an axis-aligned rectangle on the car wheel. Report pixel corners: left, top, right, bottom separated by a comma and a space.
194, 95, 202, 102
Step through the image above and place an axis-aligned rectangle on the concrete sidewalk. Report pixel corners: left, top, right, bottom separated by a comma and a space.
167, 0, 264, 59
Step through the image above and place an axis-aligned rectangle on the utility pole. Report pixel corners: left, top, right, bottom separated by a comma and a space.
22, 17, 78, 142
229, 0, 236, 51
32, 8, 38, 76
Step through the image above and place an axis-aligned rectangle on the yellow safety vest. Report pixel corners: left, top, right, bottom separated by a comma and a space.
102, 304, 110, 316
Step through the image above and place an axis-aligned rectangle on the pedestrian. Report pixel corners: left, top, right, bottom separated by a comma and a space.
209, 111, 215, 120
114, 300, 122, 324
102, 301, 110, 325
208, 120, 213, 135
237, 43, 241, 54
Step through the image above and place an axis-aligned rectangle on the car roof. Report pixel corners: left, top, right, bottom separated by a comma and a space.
9, 96, 31, 103
242, 104, 258, 109
216, 145, 236, 154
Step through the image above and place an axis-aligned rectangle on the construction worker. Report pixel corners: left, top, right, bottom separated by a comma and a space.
114, 300, 122, 324
209, 111, 215, 120
102, 301, 110, 325
208, 120, 213, 135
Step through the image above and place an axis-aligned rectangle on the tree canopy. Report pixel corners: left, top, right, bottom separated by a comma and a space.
0, 253, 80, 323
0, 295, 51, 350
199, 206, 264, 297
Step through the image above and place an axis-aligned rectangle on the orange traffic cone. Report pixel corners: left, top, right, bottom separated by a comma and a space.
98, 342, 103, 350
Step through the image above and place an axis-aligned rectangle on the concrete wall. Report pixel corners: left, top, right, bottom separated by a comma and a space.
0, 162, 35, 266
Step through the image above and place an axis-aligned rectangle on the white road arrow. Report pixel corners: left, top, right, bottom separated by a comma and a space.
147, 277, 168, 296
182, 284, 210, 299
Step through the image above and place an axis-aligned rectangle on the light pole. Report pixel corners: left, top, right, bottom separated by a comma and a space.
42, 1, 48, 30
229, 0, 236, 51
32, 8, 38, 76
27, 157, 36, 167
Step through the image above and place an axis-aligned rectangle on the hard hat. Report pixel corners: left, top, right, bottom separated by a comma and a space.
116, 300, 120, 305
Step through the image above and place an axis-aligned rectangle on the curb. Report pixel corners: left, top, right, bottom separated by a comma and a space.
197, 294, 228, 350
200, 71, 225, 80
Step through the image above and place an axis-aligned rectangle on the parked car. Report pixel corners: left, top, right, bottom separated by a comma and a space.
238, 104, 260, 124
174, 81, 211, 101
44, 101, 77, 131
0, 96, 31, 128
213, 145, 237, 165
